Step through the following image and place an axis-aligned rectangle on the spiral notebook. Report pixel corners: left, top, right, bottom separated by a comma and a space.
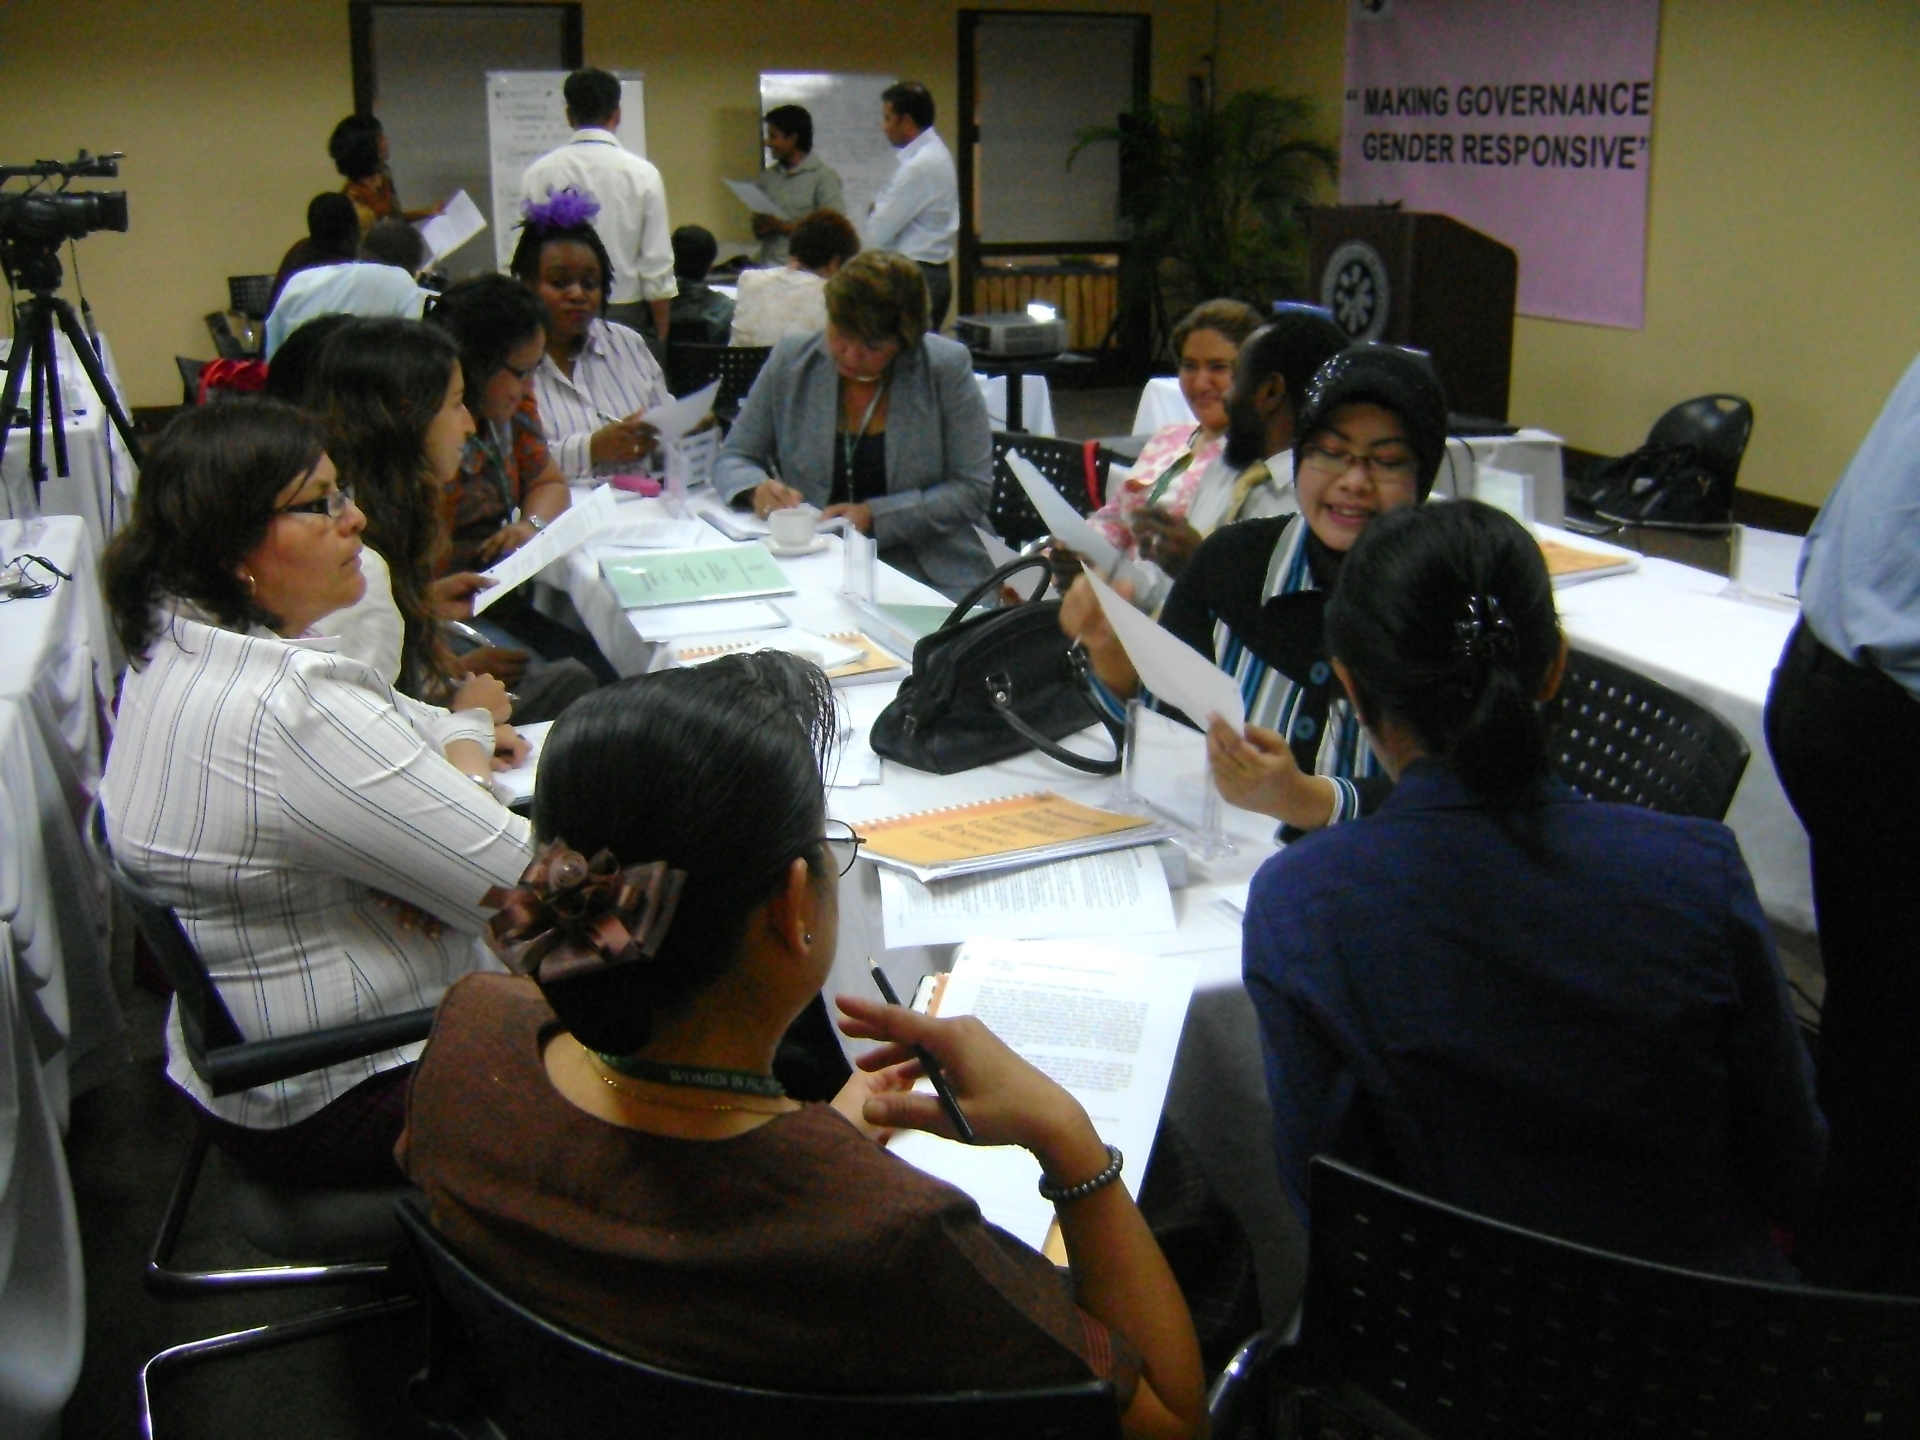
855, 791, 1164, 882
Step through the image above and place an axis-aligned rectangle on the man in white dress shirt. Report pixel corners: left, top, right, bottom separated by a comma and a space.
864, 81, 959, 329
521, 68, 677, 343
264, 219, 430, 357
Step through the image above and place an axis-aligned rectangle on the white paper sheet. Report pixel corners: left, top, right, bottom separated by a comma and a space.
471, 485, 619, 615
827, 728, 882, 788
878, 846, 1174, 949
887, 941, 1199, 1249
641, 381, 721, 444
1003, 450, 1125, 577
724, 177, 780, 213
973, 525, 1019, 570
490, 720, 553, 807
1084, 566, 1245, 730
590, 519, 712, 552
673, 629, 863, 671
414, 189, 487, 265
630, 600, 789, 642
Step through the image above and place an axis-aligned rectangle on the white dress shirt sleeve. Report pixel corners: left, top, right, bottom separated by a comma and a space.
634, 173, 678, 303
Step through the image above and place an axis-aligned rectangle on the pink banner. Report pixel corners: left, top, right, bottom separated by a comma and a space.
1340, 0, 1662, 328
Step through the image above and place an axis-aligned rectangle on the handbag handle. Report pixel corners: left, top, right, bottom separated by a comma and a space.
983, 647, 1124, 776
943, 552, 1054, 627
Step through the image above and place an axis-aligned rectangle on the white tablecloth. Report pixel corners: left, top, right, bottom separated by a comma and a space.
0, 514, 123, 1437
0, 334, 137, 550
972, 374, 1056, 436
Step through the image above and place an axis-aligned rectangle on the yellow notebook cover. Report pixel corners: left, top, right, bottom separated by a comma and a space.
857, 792, 1151, 870
1539, 537, 1635, 579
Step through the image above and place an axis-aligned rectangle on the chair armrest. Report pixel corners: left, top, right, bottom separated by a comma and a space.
1207, 1329, 1299, 1440
206, 1007, 439, 1096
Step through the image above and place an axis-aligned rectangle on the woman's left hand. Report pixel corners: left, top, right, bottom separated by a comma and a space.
1206, 717, 1338, 829
1130, 509, 1204, 578
478, 521, 536, 564
830, 1060, 918, 1143
822, 502, 873, 535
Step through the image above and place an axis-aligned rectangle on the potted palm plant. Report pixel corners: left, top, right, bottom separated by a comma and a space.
1075, 90, 1337, 358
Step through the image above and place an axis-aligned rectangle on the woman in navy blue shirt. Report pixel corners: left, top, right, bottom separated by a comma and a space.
1243, 500, 1826, 1281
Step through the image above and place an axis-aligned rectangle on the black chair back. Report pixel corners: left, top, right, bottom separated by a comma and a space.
1550, 648, 1750, 821
227, 273, 275, 320
1285, 1156, 1920, 1439
396, 1200, 1121, 1440
716, 344, 772, 417
665, 339, 725, 398
1645, 393, 1755, 488
989, 432, 1117, 546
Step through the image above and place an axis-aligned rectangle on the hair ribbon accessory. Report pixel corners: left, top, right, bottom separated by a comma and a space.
520, 186, 601, 232
483, 839, 685, 986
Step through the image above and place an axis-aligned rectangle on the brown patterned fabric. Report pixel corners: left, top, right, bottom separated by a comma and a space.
398, 974, 1142, 1401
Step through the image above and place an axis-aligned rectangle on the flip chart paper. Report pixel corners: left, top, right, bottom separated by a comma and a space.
1003, 451, 1124, 576
471, 485, 619, 614
1083, 565, 1245, 729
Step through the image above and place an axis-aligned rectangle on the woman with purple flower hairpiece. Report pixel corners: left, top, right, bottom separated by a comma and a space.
509, 186, 679, 484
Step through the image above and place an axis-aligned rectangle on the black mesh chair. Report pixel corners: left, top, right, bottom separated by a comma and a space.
1209, 1156, 1920, 1440
1548, 648, 1750, 821
86, 807, 427, 1435
988, 432, 1122, 546
665, 339, 724, 398
664, 342, 770, 426
397, 1200, 1122, 1440
226, 273, 275, 321
174, 357, 209, 406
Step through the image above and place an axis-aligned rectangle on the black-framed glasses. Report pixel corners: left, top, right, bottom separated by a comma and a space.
1298, 442, 1418, 487
0, 552, 71, 601
276, 484, 355, 520
820, 819, 864, 877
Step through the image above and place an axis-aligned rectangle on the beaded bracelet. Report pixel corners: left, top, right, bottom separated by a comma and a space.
1037, 1143, 1124, 1205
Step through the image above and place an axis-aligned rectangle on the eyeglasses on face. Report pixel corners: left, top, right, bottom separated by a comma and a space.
1298, 442, 1418, 486
820, 819, 865, 877
276, 483, 356, 520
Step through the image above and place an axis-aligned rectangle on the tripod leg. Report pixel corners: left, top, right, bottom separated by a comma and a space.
39, 303, 71, 479
53, 298, 143, 466
0, 306, 33, 480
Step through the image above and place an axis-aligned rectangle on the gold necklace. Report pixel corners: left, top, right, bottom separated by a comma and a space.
582, 1047, 793, 1115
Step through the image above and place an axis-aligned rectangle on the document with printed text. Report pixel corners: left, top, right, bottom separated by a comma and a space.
471, 485, 619, 614
878, 846, 1174, 948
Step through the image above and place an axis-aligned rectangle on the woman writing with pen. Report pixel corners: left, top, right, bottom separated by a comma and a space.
510, 188, 675, 483
399, 656, 1206, 1440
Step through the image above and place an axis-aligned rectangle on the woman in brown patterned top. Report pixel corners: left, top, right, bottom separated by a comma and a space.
398, 655, 1205, 1439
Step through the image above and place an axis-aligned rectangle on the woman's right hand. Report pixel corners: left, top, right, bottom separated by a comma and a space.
836, 995, 1105, 1174
452, 672, 513, 724
750, 478, 806, 519
589, 417, 659, 468
1058, 575, 1141, 697
455, 645, 530, 688
429, 572, 496, 619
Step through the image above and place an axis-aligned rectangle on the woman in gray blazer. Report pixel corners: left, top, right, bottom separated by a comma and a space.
714, 250, 994, 599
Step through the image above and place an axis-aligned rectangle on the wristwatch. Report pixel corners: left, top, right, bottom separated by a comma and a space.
526, 514, 548, 533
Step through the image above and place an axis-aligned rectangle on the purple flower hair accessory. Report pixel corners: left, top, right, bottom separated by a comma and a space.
521, 186, 601, 232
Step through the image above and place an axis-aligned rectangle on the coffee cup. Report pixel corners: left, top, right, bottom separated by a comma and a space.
767, 505, 819, 552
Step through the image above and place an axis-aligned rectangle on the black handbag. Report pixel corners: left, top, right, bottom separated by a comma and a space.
869, 555, 1125, 776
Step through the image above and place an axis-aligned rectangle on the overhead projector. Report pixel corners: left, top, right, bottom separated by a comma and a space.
954, 301, 1067, 359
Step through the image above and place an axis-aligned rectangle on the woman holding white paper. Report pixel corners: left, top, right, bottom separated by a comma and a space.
1062, 344, 1450, 837
400, 658, 1206, 1440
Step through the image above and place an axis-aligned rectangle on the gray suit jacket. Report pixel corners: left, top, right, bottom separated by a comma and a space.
714, 331, 994, 598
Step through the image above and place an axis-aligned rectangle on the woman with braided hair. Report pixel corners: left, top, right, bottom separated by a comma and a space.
1242, 498, 1827, 1282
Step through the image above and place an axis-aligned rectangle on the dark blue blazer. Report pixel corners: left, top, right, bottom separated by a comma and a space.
1243, 759, 1826, 1281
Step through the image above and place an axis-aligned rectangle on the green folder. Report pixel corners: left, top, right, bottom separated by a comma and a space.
599, 546, 798, 610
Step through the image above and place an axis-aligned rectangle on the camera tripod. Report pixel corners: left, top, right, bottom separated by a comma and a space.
0, 275, 144, 503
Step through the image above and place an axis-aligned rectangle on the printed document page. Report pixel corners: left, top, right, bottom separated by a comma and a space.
878, 846, 1174, 948
886, 940, 1198, 1250
472, 485, 619, 614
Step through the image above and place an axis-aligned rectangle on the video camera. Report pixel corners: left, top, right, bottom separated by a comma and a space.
0, 151, 129, 290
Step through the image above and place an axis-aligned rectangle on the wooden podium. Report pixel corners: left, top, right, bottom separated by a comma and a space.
1308, 208, 1518, 422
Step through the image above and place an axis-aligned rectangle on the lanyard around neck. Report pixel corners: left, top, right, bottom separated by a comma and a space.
840, 376, 888, 480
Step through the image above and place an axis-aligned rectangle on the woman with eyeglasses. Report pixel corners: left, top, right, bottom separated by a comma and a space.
399, 657, 1206, 1440
1063, 344, 1450, 837
99, 402, 533, 1184
1244, 499, 1825, 1279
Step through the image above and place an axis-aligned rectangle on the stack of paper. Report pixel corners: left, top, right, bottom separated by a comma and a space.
886, 941, 1199, 1251
674, 629, 865, 671
878, 847, 1175, 948
490, 720, 553, 809
856, 791, 1164, 882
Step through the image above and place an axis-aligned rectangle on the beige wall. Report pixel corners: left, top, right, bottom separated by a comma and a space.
0, 0, 1212, 412
1228, 0, 1920, 507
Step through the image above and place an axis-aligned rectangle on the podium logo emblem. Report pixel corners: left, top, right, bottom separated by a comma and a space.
1322, 240, 1391, 341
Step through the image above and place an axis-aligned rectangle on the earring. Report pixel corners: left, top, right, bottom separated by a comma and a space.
803, 932, 813, 945
241, 570, 256, 598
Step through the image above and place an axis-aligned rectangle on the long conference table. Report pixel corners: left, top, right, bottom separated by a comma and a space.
546, 486, 1814, 1323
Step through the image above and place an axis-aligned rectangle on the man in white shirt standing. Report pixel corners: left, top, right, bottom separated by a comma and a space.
864, 81, 959, 329
521, 68, 677, 343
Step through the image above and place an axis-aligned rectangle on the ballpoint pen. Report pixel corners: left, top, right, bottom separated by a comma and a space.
869, 960, 976, 1144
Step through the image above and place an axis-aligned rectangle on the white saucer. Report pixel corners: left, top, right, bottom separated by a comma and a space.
766, 536, 831, 557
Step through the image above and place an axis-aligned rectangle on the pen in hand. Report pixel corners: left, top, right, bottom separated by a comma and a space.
869, 960, 977, 1144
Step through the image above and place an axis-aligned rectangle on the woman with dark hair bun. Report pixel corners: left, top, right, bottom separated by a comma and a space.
399, 656, 1205, 1439
1242, 498, 1827, 1282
